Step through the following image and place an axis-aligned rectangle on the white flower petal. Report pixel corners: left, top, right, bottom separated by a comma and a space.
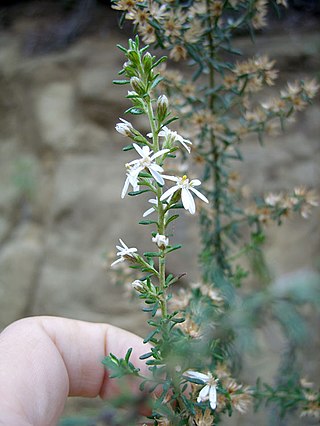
198, 384, 210, 403
121, 169, 139, 198
142, 145, 150, 156
176, 135, 192, 153
150, 163, 164, 172
190, 179, 201, 187
179, 140, 191, 153
131, 166, 143, 177
143, 207, 156, 217
151, 148, 170, 160
162, 174, 179, 182
209, 385, 217, 410
121, 176, 130, 199
119, 239, 128, 249
182, 188, 195, 214
190, 187, 209, 204
158, 126, 170, 137
127, 248, 138, 255
133, 143, 146, 157
150, 168, 164, 185
128, 158, 139, 166
160, 186, 179, 201
184, 371, 209, 382
111, 239, 137, 267
111, 257, 123, 267
148, 199, 158, 205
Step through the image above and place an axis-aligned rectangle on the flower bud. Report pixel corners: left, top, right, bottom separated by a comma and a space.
127, 49, 140, 65
130, 76, 145, 96
132, 280, 145, 292
122, 61, 136, 78
142, 52, 153, 74
152, 233, 169, 249
156, 95, 169, 122
115, 118, 135, 137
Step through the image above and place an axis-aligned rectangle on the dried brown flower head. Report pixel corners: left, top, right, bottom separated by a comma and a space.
194, 408, 215, 426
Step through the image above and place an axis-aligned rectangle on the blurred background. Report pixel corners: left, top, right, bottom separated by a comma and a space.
0, 1, 319, 424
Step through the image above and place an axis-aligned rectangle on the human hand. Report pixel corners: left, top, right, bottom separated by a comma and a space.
0, 316, 147, 426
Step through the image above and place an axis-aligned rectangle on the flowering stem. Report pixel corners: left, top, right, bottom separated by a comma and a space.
145, 95, 167, 318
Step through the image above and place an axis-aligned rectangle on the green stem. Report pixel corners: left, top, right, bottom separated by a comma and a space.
145, 95, 167, 318
143, 57, 185, 418
158, 186, 167, 318
146, 97, 159, 152
205, 0, 225, 272
253, 390, 305, 402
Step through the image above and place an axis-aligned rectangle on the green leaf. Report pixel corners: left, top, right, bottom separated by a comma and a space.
139, 351, 154, 360
116, 43, 127, 53
122, 144, 134, 151
133, 135, 148, 144
143, 329, 159, 343
170, 317, 185, 323
152, 56, 167, 69
139, 220, 158, 225
146, 359, 163, 366
170, 203, 184, 209
150, 75, 163, 90
128, 189, 150, 196
165, 274, 174, 285
113, 79, 129, 85
142, 306, 155, 312
165, 214, 179, 226
125, 348, 133, 363
220, 44, 242, 55
165, 244, 182, 254
162, 116, 179, 127
147, 319, 160, 327
138, 171, 153, 178
141, 267, 156, 273
125, 107, 145, 115
143, 251, 161, 258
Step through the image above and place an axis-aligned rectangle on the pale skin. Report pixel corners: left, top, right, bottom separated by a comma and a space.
0, 316, 148, 426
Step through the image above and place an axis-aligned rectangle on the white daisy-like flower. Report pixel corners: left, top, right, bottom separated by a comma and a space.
115, 118, 135, 137
264, 192, 282, 206
184, 370, 218, 410
111, 239, 137, 267
121, 163, 140, 199
160, 175, 209, 214
143, 198, 158, 217
152, 233, 169, 248
158, 126, 192, 153
128, 143, 169, 185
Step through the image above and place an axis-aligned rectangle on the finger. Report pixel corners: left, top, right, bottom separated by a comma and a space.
0, 316, 148, 426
